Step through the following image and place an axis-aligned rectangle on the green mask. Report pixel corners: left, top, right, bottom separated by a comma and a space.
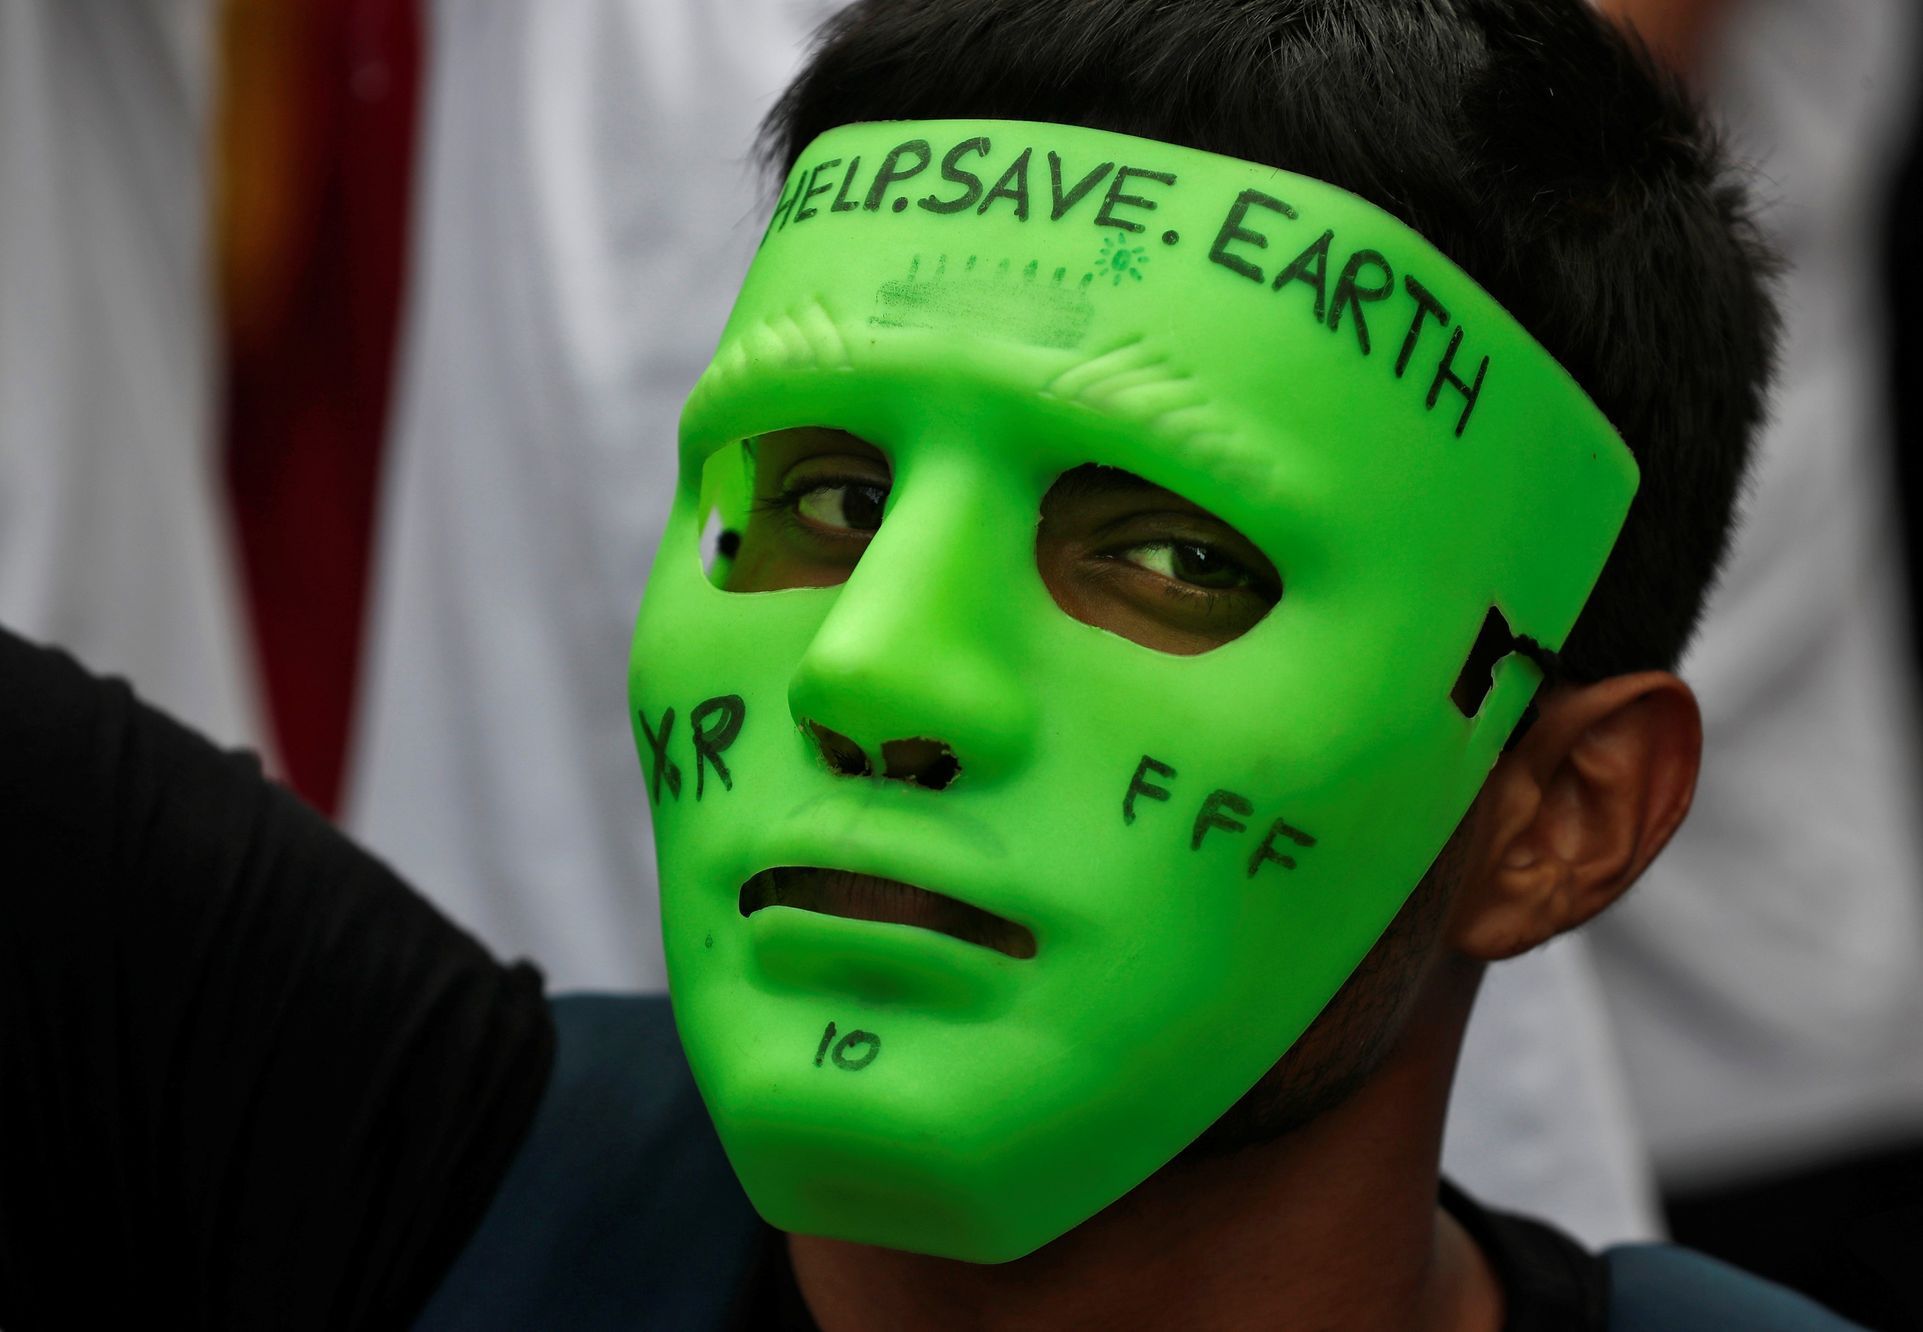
628, 119, 1635, 1263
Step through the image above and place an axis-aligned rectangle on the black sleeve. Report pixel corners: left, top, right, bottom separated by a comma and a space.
0, 627, 556, 1331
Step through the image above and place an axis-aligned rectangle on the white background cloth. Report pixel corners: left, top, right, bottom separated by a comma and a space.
1448, 939, 1662, 1243
0, 0, 259, 749
1590, 0, 1923, 1186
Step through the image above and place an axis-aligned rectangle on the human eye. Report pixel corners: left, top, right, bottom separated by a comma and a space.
782, 477, 891, 536
1117, 539, 1265, 594
1035, 464, 1282, 654
720, 427, 891, 593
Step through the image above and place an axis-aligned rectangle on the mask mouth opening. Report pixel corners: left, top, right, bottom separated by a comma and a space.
739, 867, 1038, 959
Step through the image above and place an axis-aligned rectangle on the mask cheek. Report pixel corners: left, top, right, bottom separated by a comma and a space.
631, 446, 1508, 1266
628, 505, 837, 842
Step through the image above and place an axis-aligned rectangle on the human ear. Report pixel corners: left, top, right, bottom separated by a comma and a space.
1446, 672, 1701, 961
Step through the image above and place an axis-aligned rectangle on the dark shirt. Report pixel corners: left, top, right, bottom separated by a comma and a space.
0, 628, 553, 1329
423, 993, 1866, 1332
0, 628, 1864, 1329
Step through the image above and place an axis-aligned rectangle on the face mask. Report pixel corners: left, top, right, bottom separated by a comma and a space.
629, 119, 1635, 1263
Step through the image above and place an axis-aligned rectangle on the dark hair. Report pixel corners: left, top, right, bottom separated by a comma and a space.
760, 0, 1779, 679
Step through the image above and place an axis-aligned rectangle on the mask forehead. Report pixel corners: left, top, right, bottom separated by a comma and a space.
683, 120, 1634, 650
638, 119, 1637, 1264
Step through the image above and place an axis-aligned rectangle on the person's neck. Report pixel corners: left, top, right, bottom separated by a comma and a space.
788, 959, 1500, 1331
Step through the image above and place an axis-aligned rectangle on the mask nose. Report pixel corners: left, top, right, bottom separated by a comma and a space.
786, 458, 1039, 789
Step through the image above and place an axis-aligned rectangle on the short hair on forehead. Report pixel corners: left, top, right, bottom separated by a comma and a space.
760, 0, 1780, 681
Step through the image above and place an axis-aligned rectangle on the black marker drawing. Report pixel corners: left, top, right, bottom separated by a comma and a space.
1247, 817, 1318, 877
862, 139, 934, 212
1207, 195, 1492, 437
978, 148, 1033, 220
1427, 325, 1489, 438
760, 133, 1494, 437
1328, 248, 1393, 355
1095, 165, 1176, 233
920, 137, 993, 215
793, 157, 842, 225
1207, 189, 1298, 283
1122, 754, 1178, 825
641, 694, 747, 804
1272, 226, 1336, 321
830, 155, 863, 213
833, 1030, 882, 1071
816, 1022, 882, 1071
1047, 152, 1115, 221
1395, 275, 1450, 379
1191, 788, 1255, 850
690, 694, 747, 799
638, 706, 683, 805
1120, 752, 1318, 875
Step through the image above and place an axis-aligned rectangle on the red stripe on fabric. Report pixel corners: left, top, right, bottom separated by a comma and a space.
222, 0, 422, 815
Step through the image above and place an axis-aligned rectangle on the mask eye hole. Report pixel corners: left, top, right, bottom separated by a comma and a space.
702, 428, 891, 591
1035, 464, 1282, 654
